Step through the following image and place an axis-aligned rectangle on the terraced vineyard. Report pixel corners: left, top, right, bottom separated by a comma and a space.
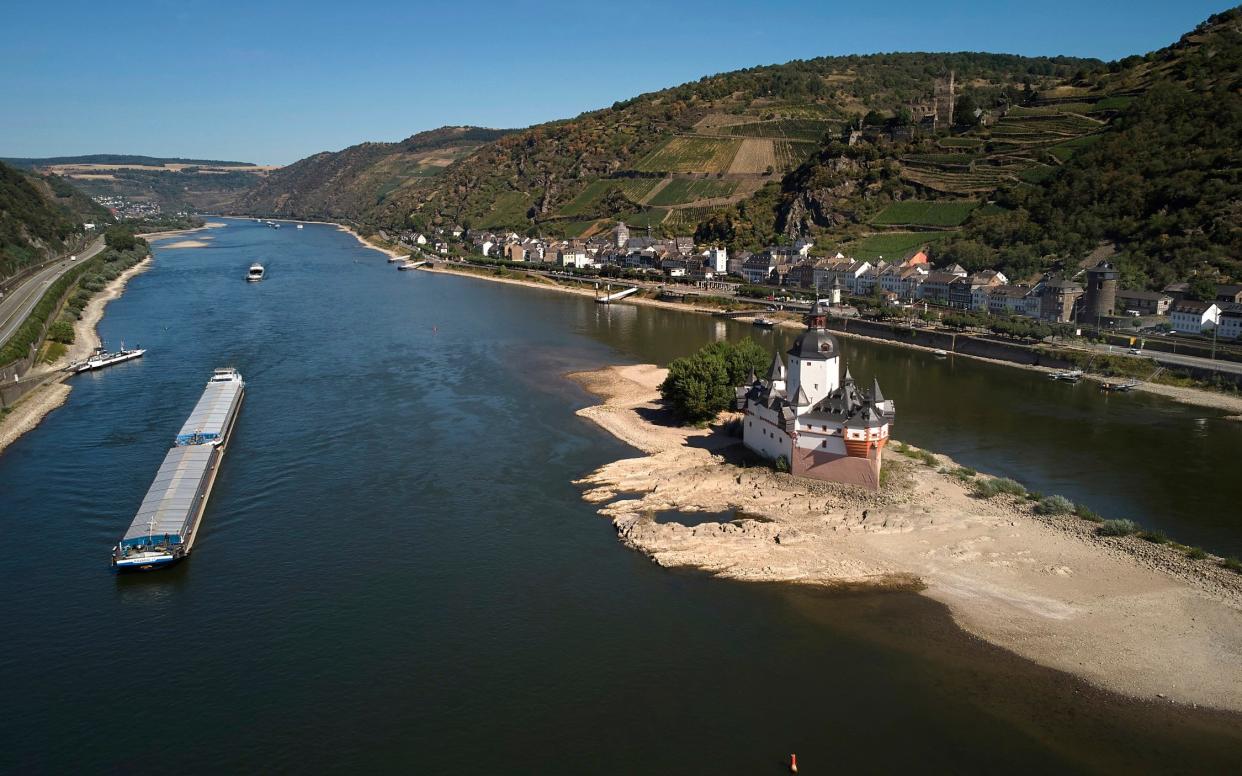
898, 98, 1114, 195
663, 206, 728, 231
634, 136, 742, 174
648, 178, 739, 207
721, 119, 834, 141
902, 165, 1021, 193
558, 177, 665, 216
872, 200, 978, 227
774, 140, 818, 171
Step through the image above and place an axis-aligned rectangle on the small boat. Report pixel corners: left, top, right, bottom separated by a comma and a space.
68, 341, 145, 373
247, 263, 265, 282
1100, 380, 1139, 392
296, 224, 304, 230
752, 317, 776, 328
932, 349, 948, 357
1049, 369, 1083, 383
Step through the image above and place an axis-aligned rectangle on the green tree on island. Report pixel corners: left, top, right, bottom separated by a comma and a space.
660, 338, 769, 423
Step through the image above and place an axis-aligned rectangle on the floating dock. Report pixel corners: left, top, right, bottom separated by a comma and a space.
112, 368, 244, 571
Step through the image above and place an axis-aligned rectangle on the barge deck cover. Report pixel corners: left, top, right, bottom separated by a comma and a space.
175, 378, 243, 445
120, 445, 217, 547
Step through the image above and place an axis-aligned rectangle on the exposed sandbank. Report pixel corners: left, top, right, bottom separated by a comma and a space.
571, 363, 1242, 712
138, 221, 226, 242
0, 383, 71, 454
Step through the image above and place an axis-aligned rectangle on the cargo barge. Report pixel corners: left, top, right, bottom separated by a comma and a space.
111, 368, 245, 571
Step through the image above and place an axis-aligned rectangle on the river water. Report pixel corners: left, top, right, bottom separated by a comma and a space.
0, 219, 1238, 773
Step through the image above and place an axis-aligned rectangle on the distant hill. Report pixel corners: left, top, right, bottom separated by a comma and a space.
226, 5, 1241, 287
0, 155, 256, 168
1, 161, 111, 279
231, 126, 513, 222
2, 155, 274, 214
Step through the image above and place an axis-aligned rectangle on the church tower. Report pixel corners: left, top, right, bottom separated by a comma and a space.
785, 308, 841, 408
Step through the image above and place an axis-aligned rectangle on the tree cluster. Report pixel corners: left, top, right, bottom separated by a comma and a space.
659, 339, 769, 423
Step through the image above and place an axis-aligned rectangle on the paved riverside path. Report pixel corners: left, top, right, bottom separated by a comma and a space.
0, 237, 104, 348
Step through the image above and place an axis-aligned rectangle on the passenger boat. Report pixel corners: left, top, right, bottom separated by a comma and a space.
68, 341, 145, 373
247, 263, 265, 282
111, 368, 245, 571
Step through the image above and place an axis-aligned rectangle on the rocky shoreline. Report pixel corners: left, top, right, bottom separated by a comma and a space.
570, 363, 1242, 712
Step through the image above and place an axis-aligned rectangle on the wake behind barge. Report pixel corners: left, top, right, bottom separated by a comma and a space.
112, 368, 245, 571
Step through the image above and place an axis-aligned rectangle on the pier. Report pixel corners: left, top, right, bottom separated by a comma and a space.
595, 286, 638, 304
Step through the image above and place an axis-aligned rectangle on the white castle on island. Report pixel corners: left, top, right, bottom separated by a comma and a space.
735, 309, 895, 489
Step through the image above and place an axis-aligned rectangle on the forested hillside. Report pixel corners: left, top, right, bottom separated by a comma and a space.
396, 53, 1090, 238
0, 161, 110, 279
225, 6, 1241, 287
937, 8, 1242, 288
233, 126, 512, 222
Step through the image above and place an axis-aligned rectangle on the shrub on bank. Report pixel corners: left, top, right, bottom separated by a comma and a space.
1035, 495, 1074, 515
1097, 519, 1138, 537
1075, 504, 1102, 522
972, 477, 1026, 498
1138, 529, 1169, 544
46, 320, 75, 344
1223, 557, 1242, 574
1185, 546, 1208, 560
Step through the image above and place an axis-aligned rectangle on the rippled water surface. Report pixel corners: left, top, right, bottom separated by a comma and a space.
1, 220, 1238, 773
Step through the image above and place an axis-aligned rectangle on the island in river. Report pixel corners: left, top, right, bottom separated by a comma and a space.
572, 363, 1242, 712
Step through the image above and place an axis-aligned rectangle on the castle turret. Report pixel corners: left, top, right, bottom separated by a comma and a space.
786, 308, 841, 408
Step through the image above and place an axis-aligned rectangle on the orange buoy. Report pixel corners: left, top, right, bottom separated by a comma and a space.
790, 753, 798, 773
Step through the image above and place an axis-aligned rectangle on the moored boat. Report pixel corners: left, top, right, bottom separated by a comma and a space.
111, 368, 245, 571
67, 341, 145, 373
752, 317, 776, 328
1049, 369, 1084, 382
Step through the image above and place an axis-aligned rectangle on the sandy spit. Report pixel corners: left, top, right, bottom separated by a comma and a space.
138, 221, 227, 242
570, 363, 1242, 712
0, 383, 72, 455
338, 225, 407, 260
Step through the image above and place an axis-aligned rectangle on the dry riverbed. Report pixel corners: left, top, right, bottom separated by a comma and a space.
571, 364, 1242, 712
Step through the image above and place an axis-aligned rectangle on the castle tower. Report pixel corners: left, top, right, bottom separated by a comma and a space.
1083, 260, 1120, 321
785, 308, 841, 409
614, 221, 629, 249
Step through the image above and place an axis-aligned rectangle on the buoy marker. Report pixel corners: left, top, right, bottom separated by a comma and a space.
790, 753, 799, 773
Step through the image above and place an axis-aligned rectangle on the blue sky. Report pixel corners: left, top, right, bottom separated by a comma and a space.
0, 0, 1234, 164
